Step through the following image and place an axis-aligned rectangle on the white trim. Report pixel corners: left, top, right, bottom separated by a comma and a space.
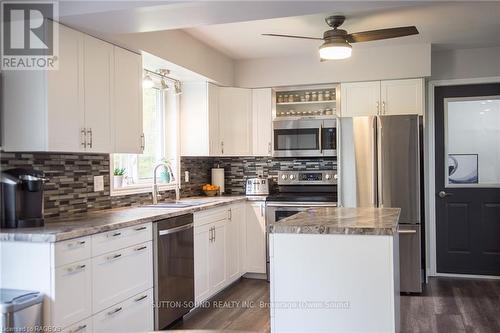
434, 273, 500, 280
426, 76, 500, 277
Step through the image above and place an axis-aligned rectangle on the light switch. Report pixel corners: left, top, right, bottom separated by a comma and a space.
94, 175, 104, 192
184, 171, 190, 183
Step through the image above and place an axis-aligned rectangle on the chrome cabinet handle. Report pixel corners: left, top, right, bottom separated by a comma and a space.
110, 232, 121, 237
214, 227, 216, 242
221, 141, 224, 154
140, 133, 145, 151
107, 307, 122, 316
134, 226, 147, 231
69, 324, 87, 333
228, 208, 232, 221
67, 240, 86, 248
260, 203, 264, 217
398, 229, 417, 234
66, 264, 86, 273
268, 142, 272, 154
81, 128, 87, 148
134, 245, 147, 251
107, 253, 122, 261
438, 191, 453, 198
382, 101, 386, 114
87, 128, 93, 149
134, 294, 148, 302
376, 101, 380, 115
209, 227, 213, 242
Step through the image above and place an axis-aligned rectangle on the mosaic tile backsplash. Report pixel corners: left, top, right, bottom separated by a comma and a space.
0, 152, 336, 219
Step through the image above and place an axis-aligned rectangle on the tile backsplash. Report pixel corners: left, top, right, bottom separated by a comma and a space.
0, 151, 336, 219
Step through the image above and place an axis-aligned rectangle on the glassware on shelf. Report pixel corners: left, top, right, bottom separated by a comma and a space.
324, 108, 333, 115
330, 91, 335, 100
305, 92, 311, 101
293, 94, 299, 102
318, 91, 324, 101
300, 95, 306, 102
277, 95, 283, 103
288, 94, 294, 103
311, 92, 318, 101
324, 91, 330, 100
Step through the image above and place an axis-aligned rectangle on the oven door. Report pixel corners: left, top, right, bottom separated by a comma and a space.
273, 119, 322, 157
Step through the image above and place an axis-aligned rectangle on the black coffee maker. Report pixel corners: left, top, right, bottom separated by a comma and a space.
1, 168, 46, 228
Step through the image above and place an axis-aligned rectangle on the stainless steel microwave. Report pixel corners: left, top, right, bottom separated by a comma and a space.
272, 118, 337, 157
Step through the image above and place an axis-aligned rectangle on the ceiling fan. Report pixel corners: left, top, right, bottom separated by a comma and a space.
262, 15, 418, 60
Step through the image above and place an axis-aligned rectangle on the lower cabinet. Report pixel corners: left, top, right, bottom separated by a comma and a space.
61, 317, 93, 333
226, 203, 244, 282
93, 289, 153, 333
245, 202, 267, 274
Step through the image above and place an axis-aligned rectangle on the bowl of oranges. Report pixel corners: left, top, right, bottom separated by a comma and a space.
202, 184, 220, 196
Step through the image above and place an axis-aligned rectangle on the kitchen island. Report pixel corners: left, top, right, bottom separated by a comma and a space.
269, 207, 401, 333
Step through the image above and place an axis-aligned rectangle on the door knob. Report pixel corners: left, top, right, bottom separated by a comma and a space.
438, 191, 452, 198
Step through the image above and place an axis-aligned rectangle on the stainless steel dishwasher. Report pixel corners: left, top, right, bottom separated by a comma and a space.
153, 214, 194, 330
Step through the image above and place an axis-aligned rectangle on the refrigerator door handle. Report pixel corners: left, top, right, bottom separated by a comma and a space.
376, 117, 383, 207
372, 117, 379, 207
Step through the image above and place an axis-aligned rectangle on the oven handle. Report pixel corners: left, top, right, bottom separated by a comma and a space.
266, 202, 338, 208
319, 123, 322, 153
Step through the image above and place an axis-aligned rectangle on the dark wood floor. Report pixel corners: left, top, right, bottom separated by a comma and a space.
171, 277, 500, 332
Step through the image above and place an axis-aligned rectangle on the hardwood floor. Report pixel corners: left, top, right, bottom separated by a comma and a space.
172, 277, 500, 332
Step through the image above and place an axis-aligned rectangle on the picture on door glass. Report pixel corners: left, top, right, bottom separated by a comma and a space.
448, 153, 478, 184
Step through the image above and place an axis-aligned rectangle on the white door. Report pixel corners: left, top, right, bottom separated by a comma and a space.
340, 81, 381, 117
226, 205, 243, 283
113, 47, 143, 153
84, 35, 113, 153
252, 88, 273, 156
380, 78, 424, 115
47, 24, 85, 152
245, 202, 267, 274
219, 87, 252, 155
194, 224, 211, 303
209, 220, 227, 293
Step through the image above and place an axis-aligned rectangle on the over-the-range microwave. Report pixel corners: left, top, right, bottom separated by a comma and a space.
272, 118, 337, 157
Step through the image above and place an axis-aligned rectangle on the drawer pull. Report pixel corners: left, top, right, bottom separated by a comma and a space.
107, 253, 122, 261
135, 245, 147, 251
78, 240, 86, 245
66, 264, 86, 273
67, 240, 86, 248
107, 307, 122, 316
134, 226, 147, 231
134, 294, 148, 302
110, 232, 122, 237
69, 324, 87, 333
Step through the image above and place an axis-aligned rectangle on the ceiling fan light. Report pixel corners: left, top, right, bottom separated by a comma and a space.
319, 41, 352, 60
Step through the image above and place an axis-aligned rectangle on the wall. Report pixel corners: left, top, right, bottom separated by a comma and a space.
431, 46, 500, 80
234, 43, 431, 88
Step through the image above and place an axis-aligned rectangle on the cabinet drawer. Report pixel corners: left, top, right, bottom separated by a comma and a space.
53, 259, 92, 328
92, 241, 153, 313
61, 317, 93, 333
194, 207, 228, 227
93, 289, 153, 333
54, 236, 91, 267
91, 223, 152, 256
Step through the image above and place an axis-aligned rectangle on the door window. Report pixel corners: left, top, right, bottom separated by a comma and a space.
445, 96, 500, 187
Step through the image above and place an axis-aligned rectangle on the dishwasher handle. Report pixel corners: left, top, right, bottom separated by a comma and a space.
159, 223, 193, 236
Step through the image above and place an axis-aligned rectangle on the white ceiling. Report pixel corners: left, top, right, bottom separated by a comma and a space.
184, 2, 500, 59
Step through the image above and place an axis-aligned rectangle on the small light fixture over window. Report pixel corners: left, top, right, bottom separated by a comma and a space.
143, 74, 154, 88
319, 39, 352, 60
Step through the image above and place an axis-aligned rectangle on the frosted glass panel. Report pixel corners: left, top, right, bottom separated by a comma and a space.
445, 97, 500, 187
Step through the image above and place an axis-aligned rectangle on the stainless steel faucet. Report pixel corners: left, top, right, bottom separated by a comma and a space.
152, 161, 180, 204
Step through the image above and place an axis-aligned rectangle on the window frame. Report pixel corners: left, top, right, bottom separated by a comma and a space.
110, 82, 180, 197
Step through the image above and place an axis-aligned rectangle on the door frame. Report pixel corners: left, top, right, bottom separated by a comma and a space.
426, 76, 500, 279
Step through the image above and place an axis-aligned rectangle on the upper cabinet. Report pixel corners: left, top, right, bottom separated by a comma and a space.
181, 84, 272, 157
340, 78, 424, 117
1, 23, 143, 154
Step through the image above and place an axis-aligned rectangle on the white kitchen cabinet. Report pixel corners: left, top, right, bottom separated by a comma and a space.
83, 35, 113, 153
180, 82, 221, 156
209, 219, 227, 293
252, 89, 273, 156
93, 289, 153, 333
226, 203, 244, 283
53, 259, 92, 328
340, 81, 381, 117
340, 78, 424, 117
380, 78, 424, 115
194, 223, 211, 303
218, 87, 252, 156
113, 46, 143, 153
245, 202, 267, 274
61, 317, 93, 333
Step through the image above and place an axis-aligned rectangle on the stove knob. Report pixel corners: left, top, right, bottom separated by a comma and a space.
281, 174, 288, 180
289, 174, 295, 180
325, 174, 332, 180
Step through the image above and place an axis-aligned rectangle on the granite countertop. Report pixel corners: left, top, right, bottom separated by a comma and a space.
269, 207, 401, 236
0, 196, 247, 243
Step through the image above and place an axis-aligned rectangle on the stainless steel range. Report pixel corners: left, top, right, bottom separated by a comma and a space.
265, 170, 338, 279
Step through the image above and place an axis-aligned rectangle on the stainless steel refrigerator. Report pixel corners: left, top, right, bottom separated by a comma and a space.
339, 115, 424, 293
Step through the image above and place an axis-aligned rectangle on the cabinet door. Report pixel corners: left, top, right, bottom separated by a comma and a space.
226, 205, 243, 283
180, 82, 211, 156
47, 24, 85, 152
84, 35, 113, 153
219, 87, 252, 155
252, 88, 273, 156
209, 220, 227, 293
53, 259, 92, 328
340, 81, 380, 117
208, 83, 222, 156
113, 47, 143, 153
245, 202, 267, 274
61, 317, 93, 333
380, 78, 424, 115
194, 224, 211, 303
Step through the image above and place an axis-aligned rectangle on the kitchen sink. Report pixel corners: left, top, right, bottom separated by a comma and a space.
142, 201, 206, 209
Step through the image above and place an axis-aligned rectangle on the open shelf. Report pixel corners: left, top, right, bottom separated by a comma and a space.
276, 100, 336, 106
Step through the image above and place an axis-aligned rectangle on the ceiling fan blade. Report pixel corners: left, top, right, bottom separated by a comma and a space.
346, 26, 418, 43
261, 33, 323, 41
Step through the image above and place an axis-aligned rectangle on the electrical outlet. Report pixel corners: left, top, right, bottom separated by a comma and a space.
256, 168, 264, 178
94, 175, 104, 192
184, 171, 190, 183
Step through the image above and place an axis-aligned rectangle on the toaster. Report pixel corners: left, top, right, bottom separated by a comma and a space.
245, 177, 269, 196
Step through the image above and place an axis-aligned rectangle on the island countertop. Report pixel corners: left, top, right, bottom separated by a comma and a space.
269, 207, 401, 236
0, 196, 247, 243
